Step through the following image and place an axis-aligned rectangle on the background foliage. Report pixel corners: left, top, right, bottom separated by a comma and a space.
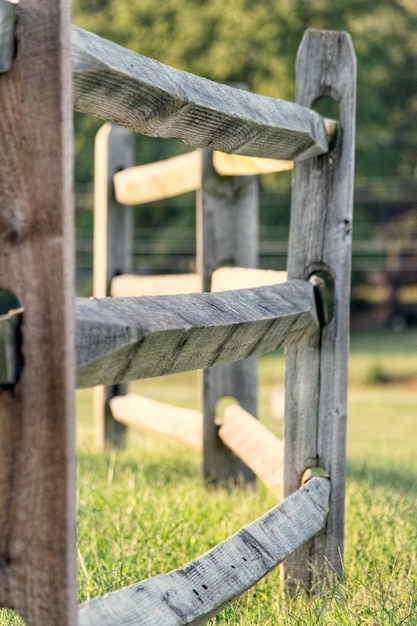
72, 0, 417, 319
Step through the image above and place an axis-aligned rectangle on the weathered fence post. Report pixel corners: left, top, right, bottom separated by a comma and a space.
0, 0, 76, 623
93, 123, 134, 448
197, 150, 259, 484
282, 29, 356, 590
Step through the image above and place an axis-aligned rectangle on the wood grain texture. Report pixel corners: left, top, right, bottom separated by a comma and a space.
76, 280, 319, 388
93, 123, 134, 448
0, 0, 17, 73
283, 29, 356, 589
78, 478, 330, 626
110, 394, 202, 451
218, 405, 284, 499
71, 25, 330, 161
0, 0, 76, 623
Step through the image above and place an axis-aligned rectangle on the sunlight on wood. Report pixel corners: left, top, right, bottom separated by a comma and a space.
213, 152, 293, 176
110, 393, 202, 451
219, 404, 284, 499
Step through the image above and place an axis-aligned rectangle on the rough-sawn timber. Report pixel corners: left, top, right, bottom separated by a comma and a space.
71, 25, 330, 161
79, 477, 330, 626
76, 280, 318, 388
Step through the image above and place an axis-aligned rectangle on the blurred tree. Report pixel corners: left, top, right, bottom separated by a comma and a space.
72, 0, 417, 185
72, 0, 417, 295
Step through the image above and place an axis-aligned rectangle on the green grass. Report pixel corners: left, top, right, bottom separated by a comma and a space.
2, 329, 417, 624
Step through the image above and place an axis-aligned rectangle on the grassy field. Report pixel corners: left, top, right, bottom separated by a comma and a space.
1, 329, 416, 624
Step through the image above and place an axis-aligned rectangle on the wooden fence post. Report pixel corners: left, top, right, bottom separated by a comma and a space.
282, 29, 356, 589
0, 0, 76, 623
93, 123, 134, 448
197, 150, 259, 484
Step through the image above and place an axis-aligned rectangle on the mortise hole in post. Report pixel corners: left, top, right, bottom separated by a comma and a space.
313, 95, 340, 152
309, 271, 335, 327
214, 396, 240, 426
0, 608, 27, 625
0, 289, 21, 316
0, 289, 24, 387
313, 94, 339, 119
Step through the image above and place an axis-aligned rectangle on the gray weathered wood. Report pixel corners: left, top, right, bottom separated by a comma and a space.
198, 151, 259, 293
283, 29, 356, 590
71, 25, 331, 161
0, 0, 17, 74
0, 307, 23, 386
78, 478, 330, 626
93, 123, 134, 449
76, 280, 318, 388
198, 149, 259, 484
0, 0, 76, 623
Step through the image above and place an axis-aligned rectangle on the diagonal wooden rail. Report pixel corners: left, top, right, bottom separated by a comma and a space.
78, 477, 330, 626
76, 279, 319, 388
218, 405, 285, 499
71, 25, 334, 162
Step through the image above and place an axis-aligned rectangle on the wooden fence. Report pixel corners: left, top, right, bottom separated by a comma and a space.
0, 0, 356, 623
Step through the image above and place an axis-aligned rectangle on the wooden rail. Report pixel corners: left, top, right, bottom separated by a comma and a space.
213, 151, 294, 176
76, 279, 319, 387
110, 267, 287, 298
71, 25, 333, 162
218, 405, 284, 499
111, 273, 201, 297
114, 151, 201, 205
110, 394, 202, 451
113, 150, 293, 206
78, 478, 330, 626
